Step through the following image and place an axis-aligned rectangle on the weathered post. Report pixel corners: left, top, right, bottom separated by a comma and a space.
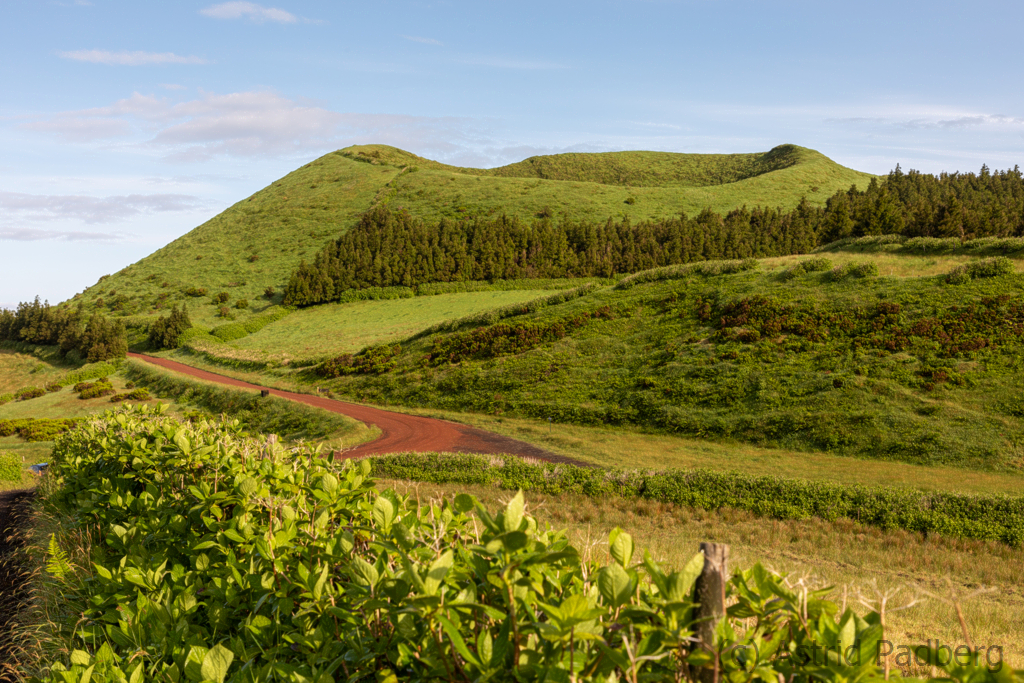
260, 389, 270, 398
695, 542, 729, 683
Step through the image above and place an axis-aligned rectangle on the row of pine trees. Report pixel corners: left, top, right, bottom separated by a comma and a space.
283, 164, 1024, 307
0, 299, 127, 362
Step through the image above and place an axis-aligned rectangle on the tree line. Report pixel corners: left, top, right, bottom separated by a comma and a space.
283, 163, 1024, 307
0, 298, 127, 362
282, 203, 819, 305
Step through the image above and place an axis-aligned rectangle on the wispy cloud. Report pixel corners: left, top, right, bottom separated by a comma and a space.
59, 50, 207, 66
23, 90, 481, 162
0, 228, 123, 242
200, 2, 297, 23
825, 112, 1024, 131
0, 190, 208, 224
160, 83, 187, 91
402, 35, 443, 46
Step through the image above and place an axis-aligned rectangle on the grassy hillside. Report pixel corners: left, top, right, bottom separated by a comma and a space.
283, 252, 1024, 472
66, 144, 873, 325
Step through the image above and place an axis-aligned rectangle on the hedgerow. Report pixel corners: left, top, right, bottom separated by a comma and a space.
108, 388, 151, 402
427, 306, 613, 365
56, 361, 120, 387
369, 452, 1024, 546
209, 306, 292, 342
614, 258, 759, 289
35, 405, 1005, 683
407, 284, 600, 341
316, 344, 402, 378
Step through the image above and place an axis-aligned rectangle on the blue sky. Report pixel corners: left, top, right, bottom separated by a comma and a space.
3, 0, 1024, 308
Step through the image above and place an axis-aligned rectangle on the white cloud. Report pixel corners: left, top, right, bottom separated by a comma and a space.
59, 50, 207, 66
0, 190, 208, 224
0, 228, 123, 242
200, 2, 297, 23
160, 83, 187, 90
402, 35, 443, 46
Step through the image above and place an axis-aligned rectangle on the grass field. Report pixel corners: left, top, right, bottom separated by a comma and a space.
233, 289, 563, 358
0, 347, 76, 394
64, 144, 873, 327
382, 478, 1024, 667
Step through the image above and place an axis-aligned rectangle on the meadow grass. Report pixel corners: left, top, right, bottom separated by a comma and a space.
382, 478, 1024, 667
233, 289, 563, 358
0, 347, 74, 394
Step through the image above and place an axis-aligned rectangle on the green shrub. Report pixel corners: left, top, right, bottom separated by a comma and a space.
0, 393, 12, 406
77, 381, 115, 400
212, 292, 230, 304
826, 261, 878, 282
37, 405, 982, 683
14, 386, 45, 401
0, 418, 84, 442
183, 287, 207, 297
45, 382, 62, 393
968, 256, 1015, 278
57, 361, 119, 388
335, 286, 415, 304
945, 265, 972, 285
0, 452, 20, 481
317, 345, 402, 378
263, 286, 275, 298
109, 388, 151, 402
235, 298, 249, 309
178, 327, 219, 346
147, 304, 192, 349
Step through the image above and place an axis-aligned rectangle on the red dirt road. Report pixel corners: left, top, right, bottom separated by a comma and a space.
128, 353, 581, 464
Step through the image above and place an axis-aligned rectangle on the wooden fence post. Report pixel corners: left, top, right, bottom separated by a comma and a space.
695, 542, 729, 683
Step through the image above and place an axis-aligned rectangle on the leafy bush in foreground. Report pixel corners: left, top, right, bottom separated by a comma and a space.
38, 406, 1009, 683
369, 452, 1024, 546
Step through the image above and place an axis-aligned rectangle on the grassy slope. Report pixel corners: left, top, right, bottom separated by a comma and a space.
294, 253, 1024, 472
0, 347, 77, 394
66, 144, 873, 326
232, 289, 564, 360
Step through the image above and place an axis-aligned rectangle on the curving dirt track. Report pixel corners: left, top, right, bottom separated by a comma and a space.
127, 354, 583, 464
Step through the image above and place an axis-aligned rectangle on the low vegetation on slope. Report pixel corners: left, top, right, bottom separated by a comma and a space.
309, 257, 1024, 471
65, 143, 872, 323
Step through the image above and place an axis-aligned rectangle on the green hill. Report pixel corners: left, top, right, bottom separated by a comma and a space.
66, 144, 873, 327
